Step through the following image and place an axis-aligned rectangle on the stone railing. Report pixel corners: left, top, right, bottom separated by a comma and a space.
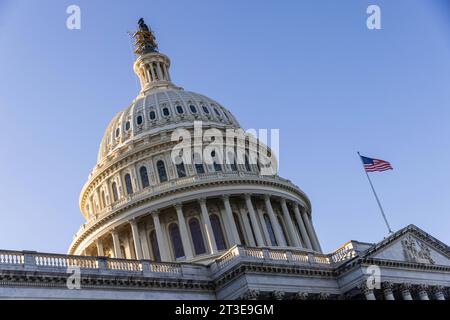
330, 241, 357, 263
0, 250, 202, 279
211, 246, 337, 274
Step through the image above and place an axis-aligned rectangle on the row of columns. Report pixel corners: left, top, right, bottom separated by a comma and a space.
94, 194, 322, 262
360, 282, 447, 300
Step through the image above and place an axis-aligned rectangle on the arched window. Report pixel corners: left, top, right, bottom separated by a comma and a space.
189, 218, 206, 255
169, 223, 184, 259
124, 173, 133, 195
149, 230, 161, 262
233, 213, 246, 245
189, 105, 197, 113
176, 162, 186, 178
245, 155, 252, 172
264, 214, 277, 246
157, 160, 168, 182
149, 110, 156, 120
136, 115, 143, 125
202, 105, 210, 114
125, 121, 130, 131
176, 105, 184, 114
214, 108, 221, 117
139, 166, 150, 188
101, 190, 106, 208
115, 128, 120, 138
210, 214, 227, 250
193, 152, 205, 174
277, 215, 290, 246
111, 182, 119, 202
162, 107, 170, 116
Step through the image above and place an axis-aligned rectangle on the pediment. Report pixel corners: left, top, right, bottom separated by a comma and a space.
364, 226, 450, 266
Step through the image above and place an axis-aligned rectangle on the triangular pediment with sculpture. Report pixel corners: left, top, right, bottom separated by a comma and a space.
361, 225, 450, 266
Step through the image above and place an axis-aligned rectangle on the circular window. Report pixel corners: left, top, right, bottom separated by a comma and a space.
202, 106, 210, 114
189, 105, 197, 113
176, 105, 184, 114
162, 107, 170, 116
136, 115, 143, 125
149, 110, 156, 120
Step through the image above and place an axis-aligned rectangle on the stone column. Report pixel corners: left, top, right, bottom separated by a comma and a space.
96, 239, 104, 256
144, 64, 152, 83
111, 229, 122, 259
264, 195, 286, 246
417, 285, 429, 300
152, 211, 169, 262
222, 195, 241, 245
432, 286, 446, 300
175, 204, 193, 260
301, 208, 321, 252
400, 283, 413, 300
129, 219, 143, 260
199, 198, 218, 254
382, 282, 395, 300
149, 63, 156, 82
156, 62, 164, 81
280, 198, 301, 247
293, 204, 313, 249
358, 283, 376, 300
245, 194, 265, 246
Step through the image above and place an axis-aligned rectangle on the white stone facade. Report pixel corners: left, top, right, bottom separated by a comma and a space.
1, 20, 449, 300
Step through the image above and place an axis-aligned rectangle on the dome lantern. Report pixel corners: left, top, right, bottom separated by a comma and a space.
132, 19, 174, 95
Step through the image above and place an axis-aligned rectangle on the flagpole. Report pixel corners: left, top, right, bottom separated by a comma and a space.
357, 152, 393, 234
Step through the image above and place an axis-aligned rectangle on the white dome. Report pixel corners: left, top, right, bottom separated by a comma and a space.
97, 88, 240, 165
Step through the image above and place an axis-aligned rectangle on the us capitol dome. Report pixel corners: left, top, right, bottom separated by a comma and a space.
69, 18, 322, 262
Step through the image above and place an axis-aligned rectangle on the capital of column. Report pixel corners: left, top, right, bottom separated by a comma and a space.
431, 286, 446, 300
128, 218, 139, 226
198, 198, 207, 205
357, 282, 376, 300
244, 193, 252, 201
272, 290, 285, 300
400, 283, 411, 291
150, 210, 159, 217
222, 194, 230, 202
416, 284, 430, 300
242, 289, 260, 300
174, 203, 183, 211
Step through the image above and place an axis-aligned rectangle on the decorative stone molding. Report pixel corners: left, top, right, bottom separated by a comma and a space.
241, 289, 260, 300
271, 290, 285, 300
382, 282, 395, 300
357, 282, 376, 300
401, 234, 435, 265
293, 292, 309, 300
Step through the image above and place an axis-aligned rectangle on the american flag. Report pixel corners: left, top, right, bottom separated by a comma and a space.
360, 155, 393, 172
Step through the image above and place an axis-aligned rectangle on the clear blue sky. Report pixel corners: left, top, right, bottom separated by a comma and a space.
0, 0, 449, 254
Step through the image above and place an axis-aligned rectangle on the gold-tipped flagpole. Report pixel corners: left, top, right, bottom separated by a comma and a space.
357, 151, 393, 234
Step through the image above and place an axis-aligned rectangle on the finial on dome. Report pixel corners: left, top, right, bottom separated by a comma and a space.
133, 18, 158, 55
